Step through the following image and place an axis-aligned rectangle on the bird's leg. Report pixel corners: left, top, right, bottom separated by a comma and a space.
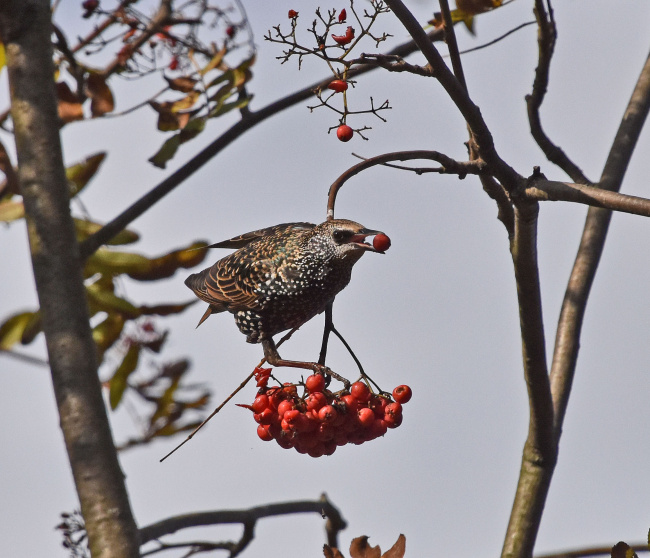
262, 338, 330, 374
318, 302, 334, 366
262, 337, 350, 388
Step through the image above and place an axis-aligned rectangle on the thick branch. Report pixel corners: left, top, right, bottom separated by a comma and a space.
535, 543, 650, 558
0, 2, 139, 557
502, 203, 556, 558
549, 49, 650, 431
384, 0, 521, 189
524, 179, 650, 218
139, 496, 347, 551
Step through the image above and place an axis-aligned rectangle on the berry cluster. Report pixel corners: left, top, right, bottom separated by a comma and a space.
242, 368, 412, 457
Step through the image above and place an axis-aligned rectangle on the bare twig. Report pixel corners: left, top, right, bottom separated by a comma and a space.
535, 543, 650, 558
438, 0, 468, 92
451, 21, 536, 57
138, 494, 347, 554
526, 0, 589, 184
326, 149, 485, 219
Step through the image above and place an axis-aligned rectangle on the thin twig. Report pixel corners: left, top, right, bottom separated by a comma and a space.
535, 543, 649, 558
138, 494, 348, 551
326, 149, 484, 219
526, 0, 589, 184
159, 329, 298, 461
450, 21, 536, 57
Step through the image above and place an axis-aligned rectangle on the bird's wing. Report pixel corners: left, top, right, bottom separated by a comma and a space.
206, 222, 315, 249
184, 254, 275, 312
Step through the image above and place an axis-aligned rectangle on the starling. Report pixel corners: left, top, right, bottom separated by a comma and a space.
184, 219, 383, 371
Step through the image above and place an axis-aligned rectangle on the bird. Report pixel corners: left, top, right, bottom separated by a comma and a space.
184, 219, 384, 372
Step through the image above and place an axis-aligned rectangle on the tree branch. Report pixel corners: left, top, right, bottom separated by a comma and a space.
326, 150, 485, 219
0, 2, 140, 556
535, 543, 650, 558
523, 178, 650, 218
139, 495, 347, 553
502, 202, 556, 558
549, 49, 650, 431
384, 0, 521, 189
525, 0, 590, 184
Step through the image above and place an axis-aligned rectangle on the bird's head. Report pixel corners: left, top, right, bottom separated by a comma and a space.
312, 219, 385, 263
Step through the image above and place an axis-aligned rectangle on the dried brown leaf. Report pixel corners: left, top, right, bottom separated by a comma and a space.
381, 535, 406, 558
86, 73, 115, 117
350, 536, 381, 558
165, 76, 198, 93
56, 81, 84, 123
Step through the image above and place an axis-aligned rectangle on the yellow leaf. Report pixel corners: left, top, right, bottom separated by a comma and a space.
0, 311, 36, 350
93, 313, 125, 359
74, 218, 139, 245
0, 199, 25, 222
0, 43, 5, 76
67, 152, 107, 197
109, 343, 140, 409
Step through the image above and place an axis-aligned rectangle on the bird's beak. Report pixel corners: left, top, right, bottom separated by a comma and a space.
349, 228, 384, 252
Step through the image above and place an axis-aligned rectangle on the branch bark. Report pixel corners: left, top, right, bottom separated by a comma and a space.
139, 496, 347, 552
0, 2, 139, 556
549, 49, 650, 431
502, 202, 557, 558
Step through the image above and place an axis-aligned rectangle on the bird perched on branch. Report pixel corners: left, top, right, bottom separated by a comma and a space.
184, 219, 384, 372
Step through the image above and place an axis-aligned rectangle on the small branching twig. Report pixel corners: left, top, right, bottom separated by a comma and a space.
526, 0, 589, 184
326, 150, 485, 219
138, 494, 347, 557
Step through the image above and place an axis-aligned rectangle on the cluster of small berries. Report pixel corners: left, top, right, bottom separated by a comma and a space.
242, 368, 412, 457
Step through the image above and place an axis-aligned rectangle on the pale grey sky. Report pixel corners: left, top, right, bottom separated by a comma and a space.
1, 1, 650, 557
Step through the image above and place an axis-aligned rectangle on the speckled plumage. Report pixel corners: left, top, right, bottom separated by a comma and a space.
185, 219, 382, 343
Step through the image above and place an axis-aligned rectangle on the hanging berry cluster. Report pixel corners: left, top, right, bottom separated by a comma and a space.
265, 1, 392, 142
239, 368, 412, 458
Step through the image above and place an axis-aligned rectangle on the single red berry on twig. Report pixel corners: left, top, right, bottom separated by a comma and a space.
332, 26, 355, 46
288, 9, 298, 18
336, 124, 353, 142
328, 80, 349, 93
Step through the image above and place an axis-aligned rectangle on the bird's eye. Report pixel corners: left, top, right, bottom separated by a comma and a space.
332, 229, 346, 243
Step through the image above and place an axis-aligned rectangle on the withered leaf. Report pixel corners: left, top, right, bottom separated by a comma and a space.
165, 76, 198, 93
86, 73, 115, 117
350, 536, 381, 558
381, 535, 405, 558
56, 81, 84, 124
